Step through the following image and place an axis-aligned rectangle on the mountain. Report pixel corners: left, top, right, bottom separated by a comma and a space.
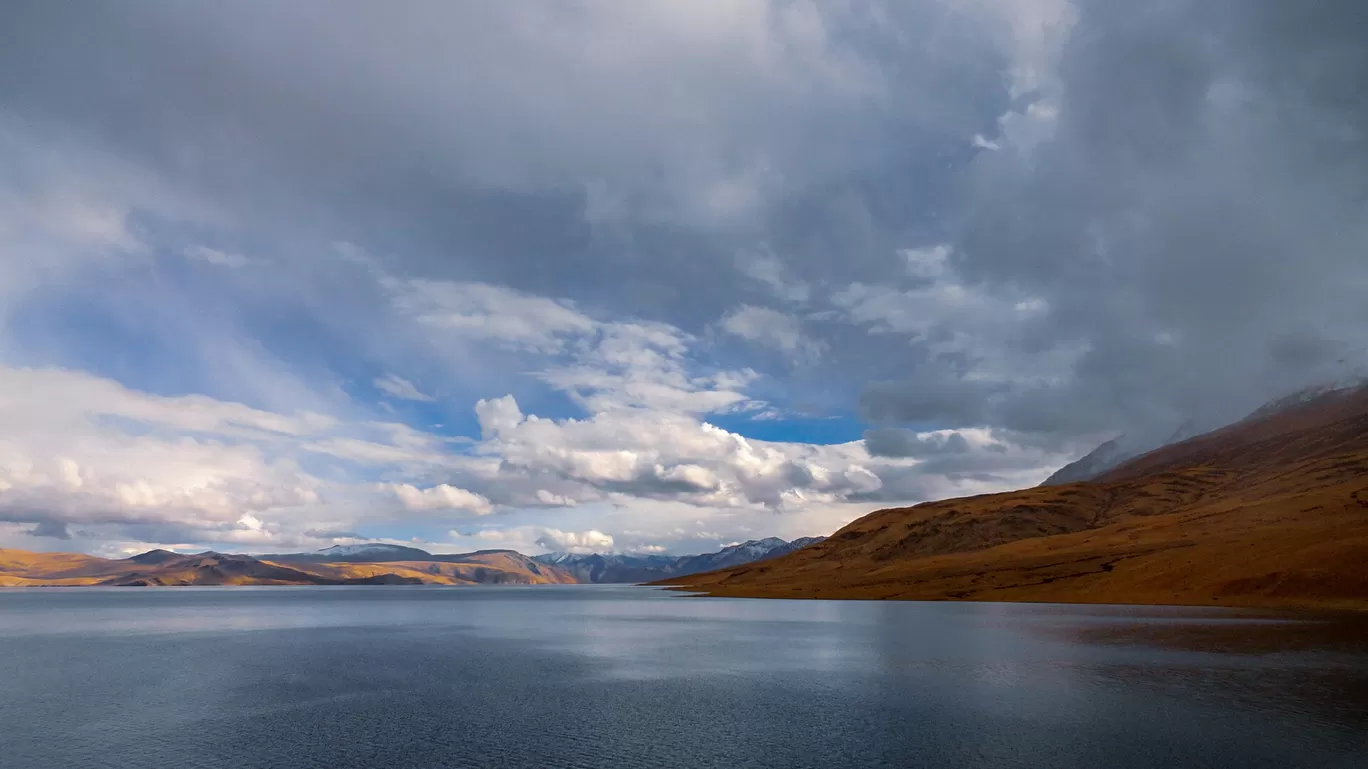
311, 543, 434, 561
1038, 437, 1126, 486
1040, 420, 1200, 486
659, 383, 1368, 611
0, 546, 576, 586
535, 537, 825, 583
1241, 377, 1366, 423
531, 552, 679, 583
0, 537, 819, 587
260, 544, 577, 584
0, 550, 424, 586
125, 548, 183, 566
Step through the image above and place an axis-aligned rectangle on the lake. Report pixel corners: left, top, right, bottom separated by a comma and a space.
1, 585, 1365, 768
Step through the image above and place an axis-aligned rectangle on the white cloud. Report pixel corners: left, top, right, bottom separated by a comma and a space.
535, 489, 577, 507
474, 394, 525, 439
0, 365, 507, 550
372, 260, 761, 416
183, 244, 249, 268
0, 368, 324, 530
900, 244, 951, 279
720, 305, 823, 360
539, 322, 759, 414
0, 366, 335, 440
831, 245, 1050, 374
392, 279, 597, 353
466, 394, 886, 509
737, 250, 810, 303
384, 483, 493, 515
971, 133, 1001, 151
373, 373, 435, 402
535, 527, 614, 554
381, 265, 762, 417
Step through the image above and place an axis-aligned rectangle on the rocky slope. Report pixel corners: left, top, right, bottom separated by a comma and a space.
659, 384, 1368, 611
534, 537, 824, 583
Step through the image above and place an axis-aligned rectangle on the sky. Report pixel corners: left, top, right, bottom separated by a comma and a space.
2, 1, 1366, 558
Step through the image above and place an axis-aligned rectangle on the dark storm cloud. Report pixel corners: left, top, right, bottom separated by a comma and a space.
0, 1, 1006, 329
860, 374, 1003, 427
302, 528, 363, 541
25, 521, 71, 540
848, 448, 1055, 503
867, 0, 1368, 446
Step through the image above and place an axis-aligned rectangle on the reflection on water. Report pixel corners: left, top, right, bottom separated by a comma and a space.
1, 586, 1364, 769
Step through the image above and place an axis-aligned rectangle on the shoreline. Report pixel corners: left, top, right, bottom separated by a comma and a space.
650, 581, 1368, 614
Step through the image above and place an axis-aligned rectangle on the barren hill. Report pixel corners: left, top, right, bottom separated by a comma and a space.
659, 385, 1368, 611
0, 547, 575, 587
275, 550, 578, 585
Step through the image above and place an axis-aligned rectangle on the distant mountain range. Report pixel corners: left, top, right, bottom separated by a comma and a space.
0, 549, 433, 587
661, 381, 1368, 611
0, 537, 824, 588
533, 537, 825, 583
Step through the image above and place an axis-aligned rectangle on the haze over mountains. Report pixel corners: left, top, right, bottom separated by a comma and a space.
533, 537, 824, 583
1039, 420, 1202, 487
662, 381, 1368, 611
0, 538, 819, 587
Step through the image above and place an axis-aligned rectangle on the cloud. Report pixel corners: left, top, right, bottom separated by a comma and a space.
26, 520, 71, 540
3, 1, 1363, 558
373, 373, 435, 402
183, 245, 249, 268
0, 365, 497, 551
737, 250, 811, 304
384, 483, 492, 515
911, 0, 1368, 440
535, 321, 757, 415
829, 245, 1048, 355
474, 395, 524, 439
378, 264, 761, 417
465, 394, 889, 510
720, 305, 823, 361
535, 527, 614, 554
864, 428, 971, 458
0, 367, 325, 533
391, 279, 598, 354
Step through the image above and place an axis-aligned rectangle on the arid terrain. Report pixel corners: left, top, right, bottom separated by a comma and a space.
0, 547, 577, 587
0, 538, 819, 587
660, 385, 1368, 611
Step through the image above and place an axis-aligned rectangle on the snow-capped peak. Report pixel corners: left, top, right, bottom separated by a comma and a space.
317, 543, 409, 556
534, 551, 580, 564
1247, 377, 1368, 422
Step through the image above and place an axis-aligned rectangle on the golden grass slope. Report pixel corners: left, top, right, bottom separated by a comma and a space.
0, 549, 117, 585
660, 386, 1368, 611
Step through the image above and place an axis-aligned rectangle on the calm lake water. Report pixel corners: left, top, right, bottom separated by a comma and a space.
1, 586, 1365, 769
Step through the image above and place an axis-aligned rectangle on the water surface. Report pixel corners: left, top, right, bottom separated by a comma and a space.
2, 586, 1365, 768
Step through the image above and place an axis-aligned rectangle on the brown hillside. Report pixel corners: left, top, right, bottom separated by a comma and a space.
279, 552, 578, 586
659, 385, 1368, 611
0, 547, 578, 587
